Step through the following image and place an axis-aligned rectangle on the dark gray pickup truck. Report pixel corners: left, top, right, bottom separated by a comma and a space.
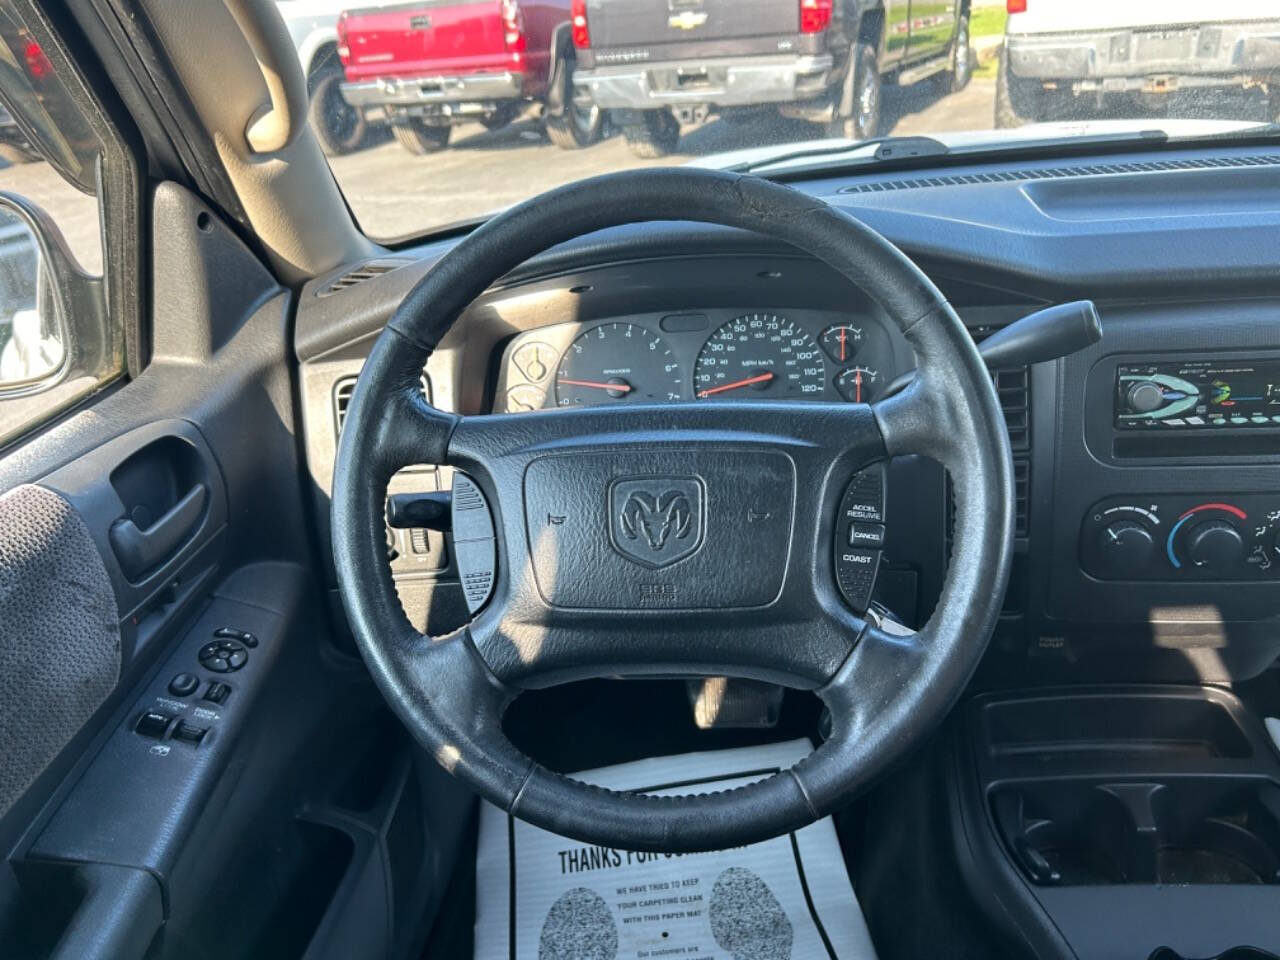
571, 0, 973, 156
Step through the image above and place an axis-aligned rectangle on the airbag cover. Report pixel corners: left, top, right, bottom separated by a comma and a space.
522, 450, 795, 609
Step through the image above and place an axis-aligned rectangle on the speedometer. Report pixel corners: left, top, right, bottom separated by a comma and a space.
694, 314, 825, 400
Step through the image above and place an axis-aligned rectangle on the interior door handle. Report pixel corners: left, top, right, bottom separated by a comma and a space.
108, 483, 208, 581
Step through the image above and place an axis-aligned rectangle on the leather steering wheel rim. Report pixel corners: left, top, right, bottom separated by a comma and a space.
332, 168, 1014, 852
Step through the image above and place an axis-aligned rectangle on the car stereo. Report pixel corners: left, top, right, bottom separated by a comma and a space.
1115, 359, 1280, 430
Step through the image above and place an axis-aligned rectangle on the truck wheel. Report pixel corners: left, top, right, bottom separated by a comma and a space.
621, 110, 680, 158
391, 122, 452, 155
307, 59, 367, 157
544, 56, 603, 150
994, 46, 1040, 128
939, 12, 973, 94
828, 42, 880, 141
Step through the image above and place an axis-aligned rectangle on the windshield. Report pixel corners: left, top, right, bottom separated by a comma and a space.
309, 0, 1280, 240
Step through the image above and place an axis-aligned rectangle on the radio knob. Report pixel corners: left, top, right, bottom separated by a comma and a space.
1186, 520, 1245, 570
1125, 380, 1165, 415
1098, 520, 1155, 576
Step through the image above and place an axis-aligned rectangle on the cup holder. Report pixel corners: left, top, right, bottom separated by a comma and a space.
993, 779, 1280, 886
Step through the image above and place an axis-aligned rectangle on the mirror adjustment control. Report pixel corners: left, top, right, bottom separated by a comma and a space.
199, 639, 248, 673
835, 467, 886, 611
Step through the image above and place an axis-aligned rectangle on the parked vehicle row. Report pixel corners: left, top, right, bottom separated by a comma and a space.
286, 0, 974, 158
285, 0, 1280, 159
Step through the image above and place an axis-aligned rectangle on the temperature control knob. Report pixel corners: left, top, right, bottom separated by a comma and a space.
1186, 520, 1245, 570
1097, 520, 1155, 577
1124, 380, 1165, 415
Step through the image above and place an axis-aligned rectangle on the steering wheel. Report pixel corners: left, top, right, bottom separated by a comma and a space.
332, 168, 1013, 852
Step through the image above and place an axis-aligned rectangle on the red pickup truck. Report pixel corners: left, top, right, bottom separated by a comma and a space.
338, 0, 602, 154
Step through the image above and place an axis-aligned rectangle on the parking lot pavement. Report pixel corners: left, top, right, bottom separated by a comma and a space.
0, 75, 998, 260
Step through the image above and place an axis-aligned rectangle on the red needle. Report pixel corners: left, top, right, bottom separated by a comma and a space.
697, 371, 774, 398
855, 369, 863, 403
839, 327, 846, 362
557, 378, 632, 393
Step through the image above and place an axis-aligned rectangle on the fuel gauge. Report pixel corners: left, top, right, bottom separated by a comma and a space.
820, 323, 863, 364
836, 366, 878, 403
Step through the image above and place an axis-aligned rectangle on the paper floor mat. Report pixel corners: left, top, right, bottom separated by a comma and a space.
474, 739, 877, 960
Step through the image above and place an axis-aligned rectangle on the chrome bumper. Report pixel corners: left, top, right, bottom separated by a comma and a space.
574, 54, 834, 110
341, 71, 525, 107
1007, 20, 1280, 87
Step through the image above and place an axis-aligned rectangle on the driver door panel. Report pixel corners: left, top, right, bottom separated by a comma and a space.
0, 185, 467, 960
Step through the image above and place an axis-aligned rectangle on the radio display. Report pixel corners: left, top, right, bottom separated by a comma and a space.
1116, 359, 1280, 430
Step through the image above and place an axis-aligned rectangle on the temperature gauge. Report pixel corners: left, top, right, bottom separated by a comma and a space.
836, 366, 878, 403
820, 323, 863, 365
505, 384, 545, 412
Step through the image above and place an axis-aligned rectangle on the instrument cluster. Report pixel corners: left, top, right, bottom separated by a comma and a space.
494, 308, 895, 412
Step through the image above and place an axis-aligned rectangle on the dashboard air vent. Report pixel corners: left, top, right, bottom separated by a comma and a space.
838, 153, 1280, 196
333, 374, 432, 437
318, 259, 407, 297
334, 377, 356, 434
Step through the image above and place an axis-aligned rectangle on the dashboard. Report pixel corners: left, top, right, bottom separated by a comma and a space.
493, 308, 896, 413
294, 139, 1280, 688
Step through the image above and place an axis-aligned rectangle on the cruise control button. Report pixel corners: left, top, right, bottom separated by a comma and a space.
848, 522, 885, 548
835, 548, 881, 612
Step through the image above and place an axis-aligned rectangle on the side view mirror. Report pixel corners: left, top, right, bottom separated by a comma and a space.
0, 190, 105, 394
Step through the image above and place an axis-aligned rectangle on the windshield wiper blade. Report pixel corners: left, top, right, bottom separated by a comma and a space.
722, 135, 950, 174
726, 129, 1185, 177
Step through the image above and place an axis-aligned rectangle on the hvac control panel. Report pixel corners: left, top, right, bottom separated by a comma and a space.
1080, 495, 1280, 581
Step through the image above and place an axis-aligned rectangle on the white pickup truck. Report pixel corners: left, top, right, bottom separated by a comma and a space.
997, 0, 1280, 127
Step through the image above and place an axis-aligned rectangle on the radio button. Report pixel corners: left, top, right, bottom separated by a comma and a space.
1125, 380, 1165, 414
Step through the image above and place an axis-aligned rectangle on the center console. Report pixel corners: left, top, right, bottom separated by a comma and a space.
954, 687, 1280, 960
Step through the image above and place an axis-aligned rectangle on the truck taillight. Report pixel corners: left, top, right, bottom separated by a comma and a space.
335, 12, 350, 64
799, 0, 832, 34
1006, 0, 1027, 12
23, 39, 50, 79
501, 0, 527, 53
571, 0, 590, 48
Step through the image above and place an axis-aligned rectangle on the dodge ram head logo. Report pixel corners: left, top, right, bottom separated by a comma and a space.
608, 477, 704, 568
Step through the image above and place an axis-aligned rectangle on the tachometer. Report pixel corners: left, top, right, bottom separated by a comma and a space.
694, 314, 825, 400
555, 322, 682, 407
